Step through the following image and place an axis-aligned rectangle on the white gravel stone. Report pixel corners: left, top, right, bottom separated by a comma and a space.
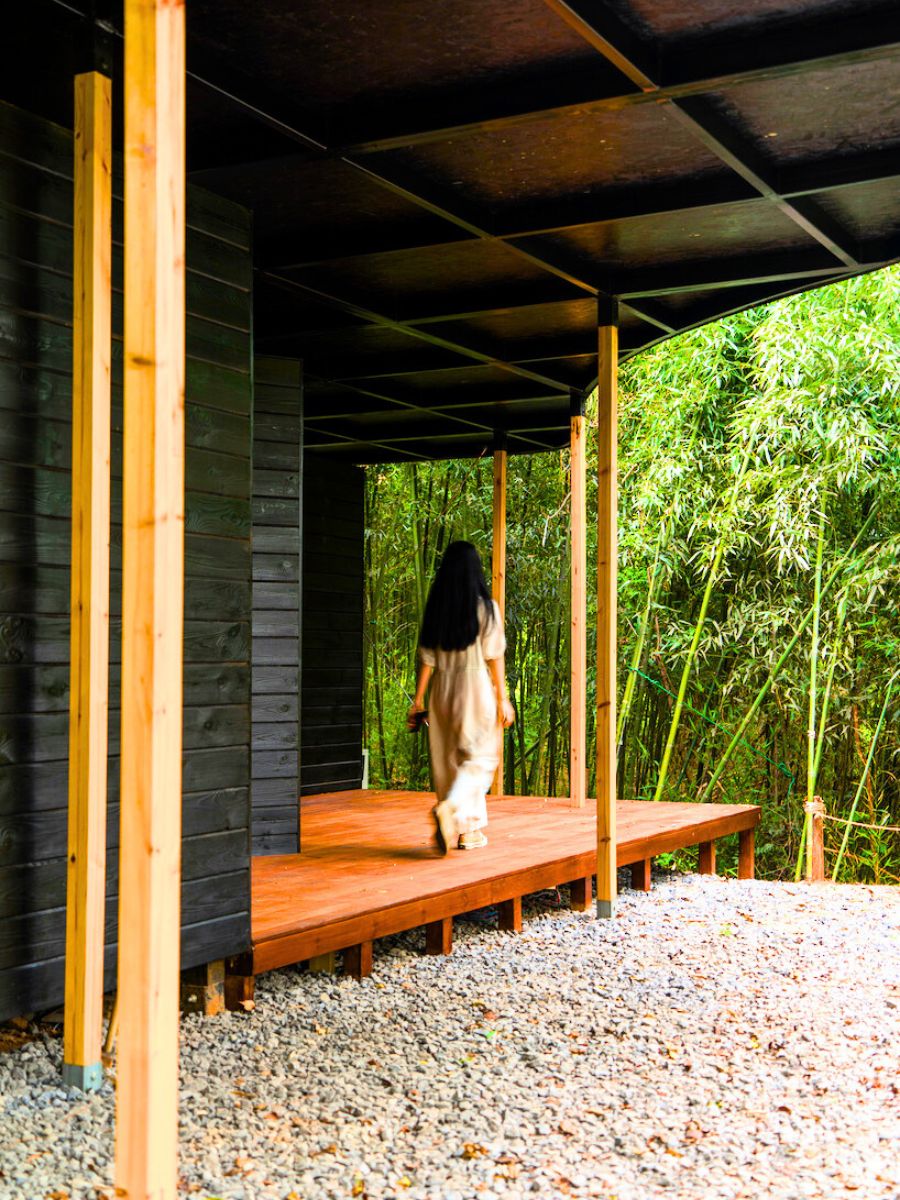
0, 874, 899, 1199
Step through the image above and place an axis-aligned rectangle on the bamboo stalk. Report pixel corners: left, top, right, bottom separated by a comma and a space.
617, 536, 663, 751
699, 504, 880, 805
830, 674, 898, 881
804, 502, 827, 879
651, 440, 753, 803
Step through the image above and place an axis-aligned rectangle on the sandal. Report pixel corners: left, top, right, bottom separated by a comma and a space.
458, 831, 488, 850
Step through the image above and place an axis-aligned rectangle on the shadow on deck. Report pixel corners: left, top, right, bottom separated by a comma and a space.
244, 791, 760, 983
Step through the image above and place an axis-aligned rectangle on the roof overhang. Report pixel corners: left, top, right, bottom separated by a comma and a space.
10, 0, 900, 460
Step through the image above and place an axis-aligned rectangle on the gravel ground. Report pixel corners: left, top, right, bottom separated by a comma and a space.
1, 873, 899, 1200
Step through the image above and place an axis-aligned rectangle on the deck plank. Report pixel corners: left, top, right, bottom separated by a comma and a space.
251, 791, 760, 973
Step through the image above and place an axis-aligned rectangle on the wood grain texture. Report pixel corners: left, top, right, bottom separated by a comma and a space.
116, 1, 185, 1192
491, 446, 507, 796
596, 317, 618, 916
569, 410, 587, 808
64, 70, 112, 1084
251, 790, 760, 973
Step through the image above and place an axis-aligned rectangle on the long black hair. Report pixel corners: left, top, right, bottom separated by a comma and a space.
419, 540, 494, 652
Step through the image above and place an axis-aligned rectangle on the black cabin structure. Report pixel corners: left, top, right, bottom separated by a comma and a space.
0, 6, 898, 1186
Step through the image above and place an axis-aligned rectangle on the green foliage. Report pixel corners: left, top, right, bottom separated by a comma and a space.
363, 266, 900, 883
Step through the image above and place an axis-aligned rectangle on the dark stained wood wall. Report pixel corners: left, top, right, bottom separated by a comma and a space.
252, 358, 302, 855
0, 99, 253, 1020
301, 455, 364, 796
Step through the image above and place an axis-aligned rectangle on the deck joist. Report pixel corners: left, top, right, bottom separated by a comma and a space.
249, 791, 760, 977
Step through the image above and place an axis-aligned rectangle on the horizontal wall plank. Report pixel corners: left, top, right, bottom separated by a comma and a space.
252, 666, 299, 695
251, 721, 297, 751
251, 694, 297, 723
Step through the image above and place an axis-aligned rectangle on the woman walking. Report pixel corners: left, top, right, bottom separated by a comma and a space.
407, 541, 515, 853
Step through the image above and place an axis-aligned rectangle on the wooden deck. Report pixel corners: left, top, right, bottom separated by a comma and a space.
244, 791, 760, 983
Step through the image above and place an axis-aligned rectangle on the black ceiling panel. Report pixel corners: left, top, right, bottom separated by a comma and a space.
10, 0, 900, 460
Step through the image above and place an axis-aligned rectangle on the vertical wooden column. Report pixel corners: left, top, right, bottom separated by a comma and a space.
570, 392, 587, 808
116, 1, 186, 1197
806, 797, 826, 882
596, 300, 619, 919
63, 69, 112, 1094
491, 433, 508, 795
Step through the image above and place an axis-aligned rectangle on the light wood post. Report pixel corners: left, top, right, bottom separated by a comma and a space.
63, 69, 112, 1094
570, 392, 587, 808
596, 300, 619, 919
116, 1, 186, 1196
491, 433, 508, 795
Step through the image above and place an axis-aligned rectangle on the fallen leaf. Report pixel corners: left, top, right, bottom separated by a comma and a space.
311, 1143, 338, 1157
462, 1143, 488, 1160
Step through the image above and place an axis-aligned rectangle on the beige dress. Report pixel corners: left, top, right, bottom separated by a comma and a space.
419, 600, 506, 835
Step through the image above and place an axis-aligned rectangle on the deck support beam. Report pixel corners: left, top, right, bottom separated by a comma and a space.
698, 840, 717, 875
630, 858, 652, 891
738, 828, 755, 879
570, 392, 587, 808
498, 896, 523, 933
491, 432, 508, 795
425, 916, 453, 955
569, 876, 592, 912
224, 954, 256, 1012
63, 69, 112, 1095
116, 1, 186, 1196
180, 961, 225, 1017
309, 951, 337, 974
596, 301, 619, 919
343, 942, 374, 979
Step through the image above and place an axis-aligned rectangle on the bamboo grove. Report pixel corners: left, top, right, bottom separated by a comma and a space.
363, 267, 900, 883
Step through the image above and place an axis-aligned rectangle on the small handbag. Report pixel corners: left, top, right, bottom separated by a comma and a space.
408, 709, 429, 733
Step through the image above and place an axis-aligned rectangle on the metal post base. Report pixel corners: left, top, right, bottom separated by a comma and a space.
62, 1061, 103, 1091
595, 898, 616, 919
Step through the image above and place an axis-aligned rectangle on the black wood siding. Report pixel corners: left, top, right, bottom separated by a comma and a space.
0, 99, 253, 1019
252, 358, 302, 855
301, 455, 364, 795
